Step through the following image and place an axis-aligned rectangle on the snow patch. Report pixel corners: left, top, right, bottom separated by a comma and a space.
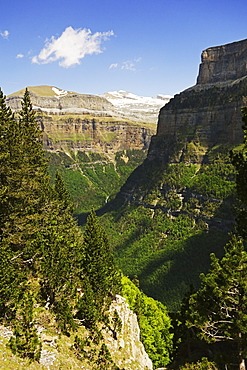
52, 87, 68, 98
101, 90, 173, 124
104, 90, 172, 108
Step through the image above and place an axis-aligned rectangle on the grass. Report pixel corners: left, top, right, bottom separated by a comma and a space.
0, 324, 94, 370
8, 85, 77, 97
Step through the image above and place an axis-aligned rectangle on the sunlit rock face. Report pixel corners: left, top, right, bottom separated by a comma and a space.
103, 295, 153, 370
148, 39, 247, 164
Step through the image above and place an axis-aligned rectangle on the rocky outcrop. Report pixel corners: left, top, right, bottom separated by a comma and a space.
104, 295, 153, 370
148, 38, 247, 163
0, 296, 153, 370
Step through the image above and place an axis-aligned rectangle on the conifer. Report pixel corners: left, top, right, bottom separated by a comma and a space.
188, 235, 247, 370
8, 291, 42, 361
83, 210, 120, 307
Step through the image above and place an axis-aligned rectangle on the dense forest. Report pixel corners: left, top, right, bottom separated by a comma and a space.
1, 88, 247, 369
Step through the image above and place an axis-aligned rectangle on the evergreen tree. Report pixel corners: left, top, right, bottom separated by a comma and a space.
0, 89, 28, 318
9, 291, 42, 361
0, 88, 15, 229
0, 88, 49, 262
188, 236, 247, 370
54, 170, 72, 212
0, 88, 84, 331
77, 210, 120, 324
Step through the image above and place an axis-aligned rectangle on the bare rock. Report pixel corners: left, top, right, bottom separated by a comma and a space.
103, 295, 153, 370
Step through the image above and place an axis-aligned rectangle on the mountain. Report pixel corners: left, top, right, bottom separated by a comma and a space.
101, 38, 247, 310
6, 86, 171, 213
6, 86, 172, 157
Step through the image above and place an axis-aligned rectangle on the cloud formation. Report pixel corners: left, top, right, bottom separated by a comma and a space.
109, 58, 141, 72
32, 26, 114, 68
109, 63, 118, 69
0, 30, 9, 39
16, 54, 24, 58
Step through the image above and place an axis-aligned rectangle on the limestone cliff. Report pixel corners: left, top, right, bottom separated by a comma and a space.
41, 114, 152, 154
6, 86, 161, 155
148, 38, 247, 163
197, 38, 247, 85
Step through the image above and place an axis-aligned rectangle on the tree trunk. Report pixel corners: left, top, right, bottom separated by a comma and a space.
240, 358, 246, 370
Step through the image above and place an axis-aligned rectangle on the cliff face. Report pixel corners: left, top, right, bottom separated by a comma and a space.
197, 38, 247, 85
6, 87, 161, 155
148, 38, 247, 163
41, 115, 152, 153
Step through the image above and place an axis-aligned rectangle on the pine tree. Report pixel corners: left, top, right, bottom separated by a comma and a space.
0, 89, 28, 318
0, 88, 84, 329
0, 88, 50, 262
9, 291, 42, 361
83, 210, 120, 304
54, 170, 72, 212
76, 210, 120, 325
188, 235, 247, 370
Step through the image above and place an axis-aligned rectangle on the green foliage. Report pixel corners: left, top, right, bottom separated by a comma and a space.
8, 291, 42, 362
73, 335, 120, 369
47, 149, 147, 214
122, 276, 173, 368
76, 210, 120, 328
103, 202, 228, 310
183, 109, 247, 369
178, 357, 218, 370
94, 343, 120, 370
0, 89, 119, 363
231, 107, 247, 238
101, 148, 236, 310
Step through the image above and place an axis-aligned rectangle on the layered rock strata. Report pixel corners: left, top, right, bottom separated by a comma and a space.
7, 89, 158, 154
41, 115, 152, 153
148, 38, 247, 163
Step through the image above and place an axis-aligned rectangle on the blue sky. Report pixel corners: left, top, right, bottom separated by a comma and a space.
1, 0, 247, 97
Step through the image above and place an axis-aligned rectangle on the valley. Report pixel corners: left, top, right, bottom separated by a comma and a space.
1, 37, 247, 369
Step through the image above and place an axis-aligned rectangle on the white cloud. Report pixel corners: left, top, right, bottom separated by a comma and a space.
16, 54, 24, 58
109, 63, 118, 69
32, 26, 114, 68
110, 58, 141, 72
0, 30, 9, 39
121, 60, 136, 71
